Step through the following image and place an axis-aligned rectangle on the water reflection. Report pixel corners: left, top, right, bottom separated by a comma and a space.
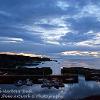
0, 76, 100, 100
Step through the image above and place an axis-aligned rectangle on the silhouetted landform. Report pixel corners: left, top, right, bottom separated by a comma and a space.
61, 67, 97, 75
0, 53, 51, 68
0, 67, 52, 75
61, 67, 100, 82
0, 66, 78, 84
80, 95, 100, 100
85, 72, 100, 82
0, 74, 78, 84
0, 66, 100, 84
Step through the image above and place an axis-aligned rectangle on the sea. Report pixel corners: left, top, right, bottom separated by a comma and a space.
0, 57, 100, 100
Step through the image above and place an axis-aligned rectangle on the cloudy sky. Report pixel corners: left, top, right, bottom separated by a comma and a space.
0, 0, 100, 57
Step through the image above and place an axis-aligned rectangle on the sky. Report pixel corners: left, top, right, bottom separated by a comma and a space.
0, 0, 100, 58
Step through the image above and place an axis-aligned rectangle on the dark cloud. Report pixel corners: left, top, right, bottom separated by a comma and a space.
0, 0, 62, 25
60, 32, 95, 42
66, 16, 100, 33
0, 25, 43, 43
60, 16, 100, 45
0, 0, 86, 26
0, 0, 100, 54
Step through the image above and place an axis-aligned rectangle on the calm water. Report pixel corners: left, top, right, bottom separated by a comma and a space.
26, 58, 100, 75
0, 58, 100, 100
0, 76, 100, 100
